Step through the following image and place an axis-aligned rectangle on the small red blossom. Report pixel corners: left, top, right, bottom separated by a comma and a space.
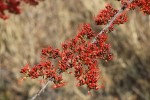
52, 82, 67, 89
20, 64, 30, 74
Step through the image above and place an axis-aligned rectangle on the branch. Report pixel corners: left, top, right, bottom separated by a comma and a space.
92, 0, 134, 43
30, 0, 134, 100
30, 79, 51, 100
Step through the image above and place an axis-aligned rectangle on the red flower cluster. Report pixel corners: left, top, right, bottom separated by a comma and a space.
20, 24, 112, 91
0, 0, 42, 20
20, 61, 66, 87
94, 4, 129, 33
94, 4, 118, 25
95, 4, 128, 28
94, 0, 150, 33
120, 0, 150, 14
128, 0, 150, 14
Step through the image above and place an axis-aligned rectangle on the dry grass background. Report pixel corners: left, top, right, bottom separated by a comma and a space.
0, 0, 150, 100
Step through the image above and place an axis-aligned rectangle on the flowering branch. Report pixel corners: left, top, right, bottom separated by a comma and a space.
18, 0, 150, 100
92, 0, 134, 43
28, 1, 136, 100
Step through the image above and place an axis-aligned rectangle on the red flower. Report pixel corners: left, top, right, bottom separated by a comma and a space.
0, 0, 43, 20
20, 64, 30, 74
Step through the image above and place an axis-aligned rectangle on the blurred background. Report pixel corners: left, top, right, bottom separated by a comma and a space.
0, 0, 150, 100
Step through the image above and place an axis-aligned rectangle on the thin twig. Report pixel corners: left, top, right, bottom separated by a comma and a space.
30, 79, 51, 100
30, 0, 134, 100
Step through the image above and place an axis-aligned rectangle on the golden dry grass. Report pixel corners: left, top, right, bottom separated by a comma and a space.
0, 0, 150, 100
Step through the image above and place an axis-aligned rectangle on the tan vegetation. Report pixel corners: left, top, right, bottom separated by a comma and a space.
0, 0, 150, 100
